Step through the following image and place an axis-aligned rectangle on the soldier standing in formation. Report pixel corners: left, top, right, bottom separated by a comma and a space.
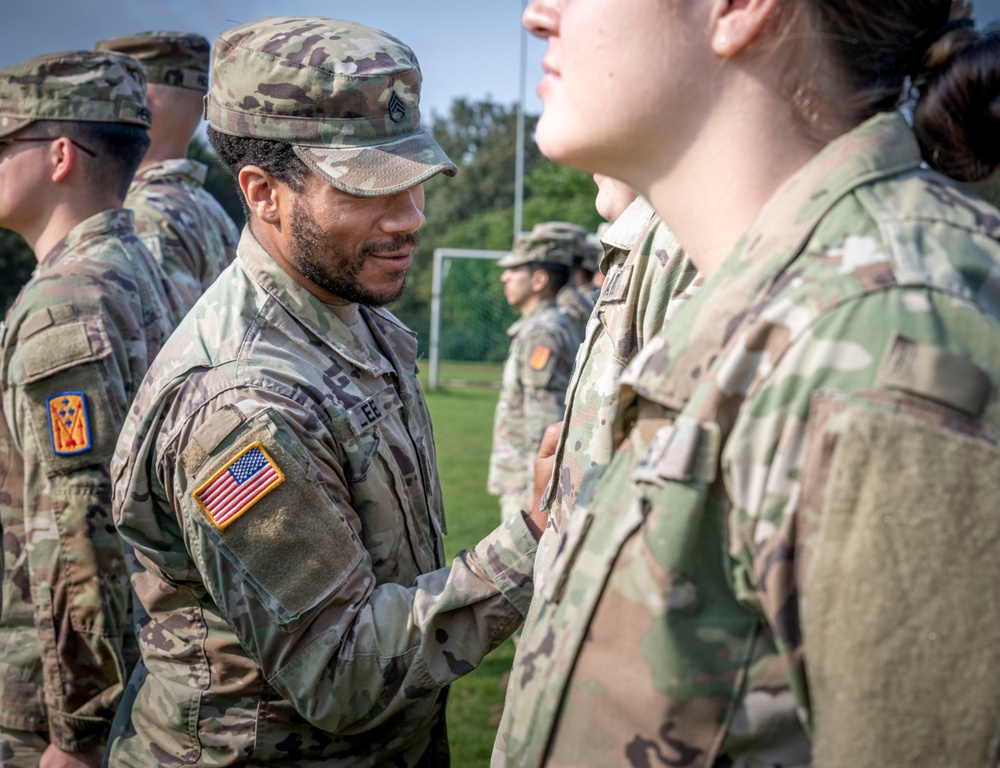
489, 223, 583, 523
96, 31, 240, 315
0, 50, 175, 768
492, 179, 699, 763
545, 221, 598, 339
108, 17, 545, 766
503, 0, 1000, 765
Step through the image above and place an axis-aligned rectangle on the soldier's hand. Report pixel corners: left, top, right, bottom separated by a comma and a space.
39, 744, 104, 768
525, 421, 561, 538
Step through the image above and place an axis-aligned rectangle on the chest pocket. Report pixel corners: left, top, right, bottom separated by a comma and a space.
542, 416, 720, 606
528, 414, 758, 767
331, 386, 439, 576
332, 386, 404, 484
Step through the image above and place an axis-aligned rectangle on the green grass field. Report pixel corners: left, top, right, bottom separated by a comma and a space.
421, 371, 514, 765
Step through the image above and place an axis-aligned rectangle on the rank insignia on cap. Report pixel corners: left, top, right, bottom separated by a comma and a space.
193, 442, 285, 531
530, 345, 552, 371
388, 91, 406, 123
47, 392, 91, 455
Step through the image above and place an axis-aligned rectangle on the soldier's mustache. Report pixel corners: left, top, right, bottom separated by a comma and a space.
360, 232, 420, 257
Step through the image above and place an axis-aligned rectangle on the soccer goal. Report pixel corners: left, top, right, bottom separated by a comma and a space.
429, 248, 517, 391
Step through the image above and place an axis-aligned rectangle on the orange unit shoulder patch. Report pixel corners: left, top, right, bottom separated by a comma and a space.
530, 345, 553, 371
47, 392, 92, 455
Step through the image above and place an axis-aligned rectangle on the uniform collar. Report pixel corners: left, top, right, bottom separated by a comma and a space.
236, 226, 415, 377
599, 196, 657, 275
726, 111, 922, 291
132, 158, 208, 186
508, 296, 557, 338
623, 111, 925, 410
37, 208, 135, 272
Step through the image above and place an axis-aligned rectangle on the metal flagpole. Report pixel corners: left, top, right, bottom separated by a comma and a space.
513, 0, 527, 240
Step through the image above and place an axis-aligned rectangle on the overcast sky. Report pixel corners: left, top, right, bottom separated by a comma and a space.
2, 0, 999, 122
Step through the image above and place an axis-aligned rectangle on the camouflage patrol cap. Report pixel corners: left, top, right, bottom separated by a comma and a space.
96, 30, 210, 92
578, 234, 603, 273
498, 221, 589, 269
206, 16, 456, 197
0, 50, 151, 138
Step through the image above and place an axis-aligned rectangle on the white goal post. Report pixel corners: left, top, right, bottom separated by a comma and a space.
429, 247, 509, 391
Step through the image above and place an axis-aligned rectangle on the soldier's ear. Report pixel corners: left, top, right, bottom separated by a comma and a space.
530, 267, 550, 293
49, 137, 76, 183
239, 165, 282, 226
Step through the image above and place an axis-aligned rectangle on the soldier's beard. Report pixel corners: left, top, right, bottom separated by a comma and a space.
289, 198, 418, 307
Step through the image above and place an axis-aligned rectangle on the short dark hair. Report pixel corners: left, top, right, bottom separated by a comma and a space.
528, 262, 571, 297
207, 127, 311, 218
33, 120, 150, 198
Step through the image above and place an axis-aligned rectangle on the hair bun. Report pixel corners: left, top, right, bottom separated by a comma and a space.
913, 27, 1000, 182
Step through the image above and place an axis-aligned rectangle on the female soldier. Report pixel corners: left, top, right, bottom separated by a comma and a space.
501, 1, 1000, 766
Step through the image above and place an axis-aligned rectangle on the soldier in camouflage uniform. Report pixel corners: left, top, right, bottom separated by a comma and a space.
547, 222, 598, 338
489, 223, 583, 523
492, 190, 699, 764
503, 1, 1000, 766
572, 235, 603, 304
0, 50, 175, 768
96, 31, 240, 315
107, 18, 545, 767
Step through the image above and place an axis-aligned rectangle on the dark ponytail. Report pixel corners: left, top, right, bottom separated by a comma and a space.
912, 24, 1000, 182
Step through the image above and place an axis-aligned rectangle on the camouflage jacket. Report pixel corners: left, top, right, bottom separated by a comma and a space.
0, 209, 175, 751
492, 199, 698, 764
108, 229, 539, 767
488, 299, 580, 506
126, 158, 240, 313
555, 284, 594, 341
502, 112, 1000, 767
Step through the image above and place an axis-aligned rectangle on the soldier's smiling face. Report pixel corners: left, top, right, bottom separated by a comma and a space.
286, 172, 425, 307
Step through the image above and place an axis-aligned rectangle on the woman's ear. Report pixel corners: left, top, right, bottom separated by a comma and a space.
710, 0, 781, 57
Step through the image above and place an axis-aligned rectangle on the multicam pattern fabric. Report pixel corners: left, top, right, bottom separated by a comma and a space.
108, 229, 539, 766
0, 50, 150, 137
554, 284, 594, 340
502, 112, 1000, 766
126, 159, 239, 311
0, 209, 175, 752
500, 222, 586, 269
488, 299, 581, 518
206, 17, 455, 197
95, 31, 210, 91
492, 198, 698, 765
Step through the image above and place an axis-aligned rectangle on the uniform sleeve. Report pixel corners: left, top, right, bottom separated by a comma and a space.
727, 289, 1000, 766
161, 394, 538, 734
6, 310, 133, 751
518, 327, 571, 458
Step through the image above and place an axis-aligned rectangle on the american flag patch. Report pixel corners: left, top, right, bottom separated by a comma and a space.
192, 442, 285, 530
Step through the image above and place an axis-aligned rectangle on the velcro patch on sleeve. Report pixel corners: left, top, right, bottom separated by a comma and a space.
530, 345, 553, 371
46, 391, 92, 455
193, 441, 285, 530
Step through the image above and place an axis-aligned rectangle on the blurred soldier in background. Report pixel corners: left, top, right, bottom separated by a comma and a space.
572, 234, 603, 304
546, 221, 600, 338
0, 50, 175, 768
96, 30, 239, 314
108, 17, 546, 766
489, 222, 582, 523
